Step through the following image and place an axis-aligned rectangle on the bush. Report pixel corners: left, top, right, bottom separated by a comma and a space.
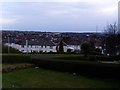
2, 45, 21, 53
2, 54, 32, 63
89, 55, 96, 61
96, 56, 120, 61
32, 56, 120, 78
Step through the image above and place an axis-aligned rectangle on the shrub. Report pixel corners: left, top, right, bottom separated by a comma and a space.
32, 57, 120, 78
2, 45, 21, 53
89, 55, 96, 61
96, 56, 120, 61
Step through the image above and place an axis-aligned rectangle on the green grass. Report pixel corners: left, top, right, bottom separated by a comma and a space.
2, 63, 35, 73
1, 54, 120, 88
2, 68, 119, 88
1, 53, 82, 56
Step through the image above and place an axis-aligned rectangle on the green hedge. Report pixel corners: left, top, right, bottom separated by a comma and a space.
43, 55, 120, 61
2, 54, 32, 63
32, 56, 120, 78
96, 55, 120, 61
52, 55, 88, 61
31, 55, 120, 62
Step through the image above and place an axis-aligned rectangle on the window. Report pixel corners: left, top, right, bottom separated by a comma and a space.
50, 46, 53, 49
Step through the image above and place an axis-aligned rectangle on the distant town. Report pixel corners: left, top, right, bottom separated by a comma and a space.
1, 30, 120, 55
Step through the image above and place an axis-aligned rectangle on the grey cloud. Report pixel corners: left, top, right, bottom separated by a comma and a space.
1, 1, 118, 32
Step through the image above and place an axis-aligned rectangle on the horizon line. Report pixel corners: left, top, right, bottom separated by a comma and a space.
1, 29, 103, 33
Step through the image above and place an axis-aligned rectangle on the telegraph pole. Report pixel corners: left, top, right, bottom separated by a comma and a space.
26, 40, 28, 54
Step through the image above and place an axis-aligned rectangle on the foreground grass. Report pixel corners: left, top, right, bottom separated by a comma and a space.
2, 63, 34, 68
3, 68, 119, 88
1, 53, 82, 56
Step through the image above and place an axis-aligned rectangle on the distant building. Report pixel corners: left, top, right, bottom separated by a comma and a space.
65, 41, 81, 53
3, 31, 104, 54
5, 39, 56, 53
5, 39, 81, 53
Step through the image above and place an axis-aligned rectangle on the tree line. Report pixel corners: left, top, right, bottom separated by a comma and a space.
57, 23, 120, 56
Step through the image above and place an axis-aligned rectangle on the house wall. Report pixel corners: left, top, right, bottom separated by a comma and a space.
58, 45, 81, 52
14, 44, 56, 53
19, 45, 57, 53
5, 43, 81, 53
67, 45, 81, 50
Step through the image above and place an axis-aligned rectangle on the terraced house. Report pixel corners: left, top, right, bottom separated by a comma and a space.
5, 39, 56, 53
5, 39, 81, 53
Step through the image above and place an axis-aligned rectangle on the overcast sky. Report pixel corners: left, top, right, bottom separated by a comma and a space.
0, 0, 119, 32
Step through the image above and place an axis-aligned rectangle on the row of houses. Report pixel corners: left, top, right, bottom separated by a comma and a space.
5, 39, 81, 53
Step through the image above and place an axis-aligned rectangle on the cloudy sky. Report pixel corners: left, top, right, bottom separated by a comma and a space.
0, 0, 119, 32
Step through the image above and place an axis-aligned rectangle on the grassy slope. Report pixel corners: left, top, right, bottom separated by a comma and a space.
3, 68, 119, 88
1, 53, 82, 56
2, 63, 33, 68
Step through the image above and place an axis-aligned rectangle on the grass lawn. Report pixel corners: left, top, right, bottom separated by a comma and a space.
2, 63, 35, 73
2, 63, 34, 68
1, 53, 83, 57
2, 68, 119, 88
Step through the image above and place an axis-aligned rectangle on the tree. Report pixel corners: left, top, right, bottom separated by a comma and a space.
89, 40, 95, 52
56, 39, 64, 53
116, 34, 120, 55
2, 44, 21, 53
104, 23, 118, 56
81, 41, 91, 57
95, 48, 102, 55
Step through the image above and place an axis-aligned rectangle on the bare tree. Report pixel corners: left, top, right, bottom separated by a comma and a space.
56, 39, 64, 53
104, 23, 119, 56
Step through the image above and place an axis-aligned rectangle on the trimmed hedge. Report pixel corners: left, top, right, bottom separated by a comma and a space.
2, 54, 32, 63
96, 55, 120, 61
52, 55, 88, 61
32, 56, 120, 78
31, 55, 120, 62
2, 54, 120, 78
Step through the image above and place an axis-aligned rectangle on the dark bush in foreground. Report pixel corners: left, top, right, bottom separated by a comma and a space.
32, 56, 120, 78
2, 54, 31, 63
96, 55, 120, 61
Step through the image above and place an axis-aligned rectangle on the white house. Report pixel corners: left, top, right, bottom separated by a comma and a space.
65, 41, 81, 53
5, 39, 56, 53
5, 39, 81, 53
